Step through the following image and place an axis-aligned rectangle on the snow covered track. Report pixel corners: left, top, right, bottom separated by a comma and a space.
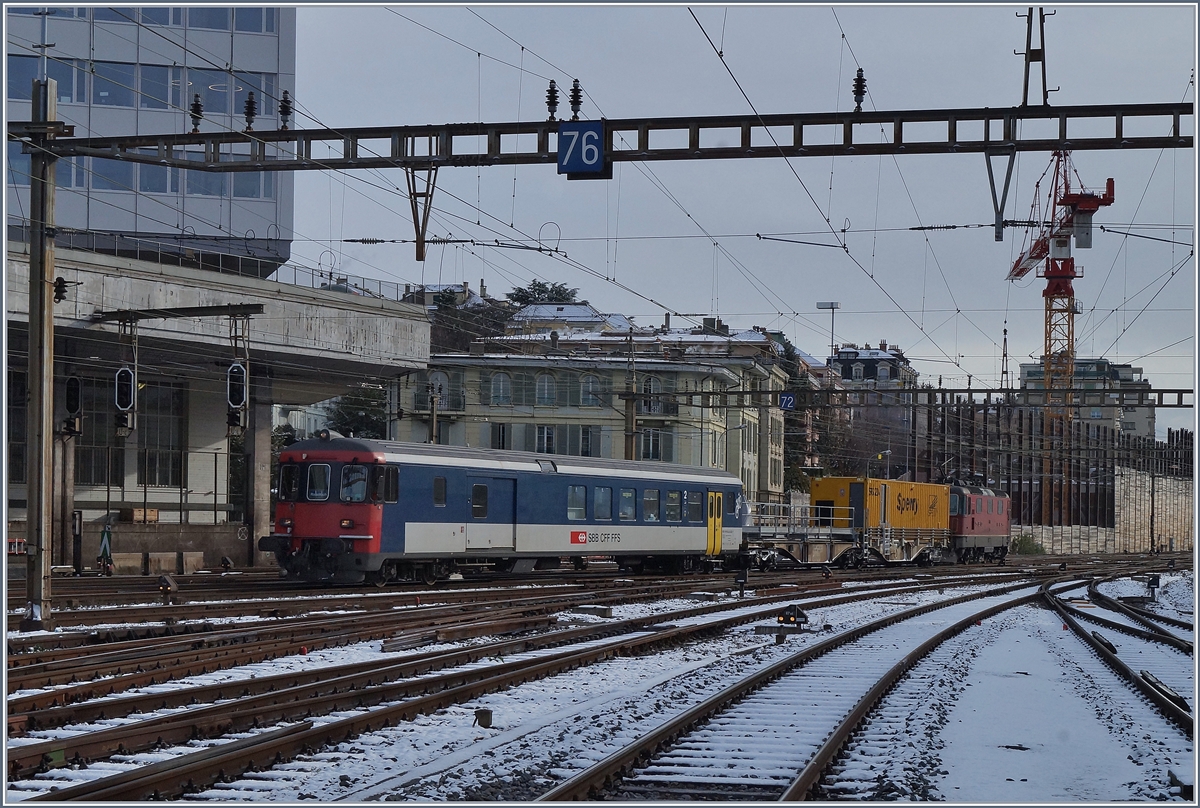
7, 561, 1181, 802
9, 578, 1010, 800
538, 581, 1040, 801
1044, 584, 1194, 738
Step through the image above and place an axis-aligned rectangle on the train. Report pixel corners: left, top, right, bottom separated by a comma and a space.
809, 477, 1011, 565
258, 431, 747, 584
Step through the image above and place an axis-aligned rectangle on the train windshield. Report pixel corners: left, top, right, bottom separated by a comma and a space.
341, 464, 369, 502
307, 465, 330, 501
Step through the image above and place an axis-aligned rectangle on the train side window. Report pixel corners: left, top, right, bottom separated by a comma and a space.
988, 499, 993, 514
378, 466, 399, 503
618, 488, 636, 521
949, 495, 959, 516
567, 485, 587, 521
665, 490, 682, 522
307, 464, 330, 501
433, 476, 446, 507
341, 465, 369, 502
726, 493, 738, 514
594, 486, 612, 520
279, 464, 300, 501
685, 491, 704, 522
472, 484, 488, 518
643, 489, 660, 522
975, 497, 982, 514
998, 499, 1004, 515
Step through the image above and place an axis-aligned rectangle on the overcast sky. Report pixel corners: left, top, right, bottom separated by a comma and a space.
289, 4, 1196, 437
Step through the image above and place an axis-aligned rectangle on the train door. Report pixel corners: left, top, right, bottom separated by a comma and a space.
465, 476, 516, 551
706, 492, 723, 556
879, 483, 891, 557
849, 482, 865, 529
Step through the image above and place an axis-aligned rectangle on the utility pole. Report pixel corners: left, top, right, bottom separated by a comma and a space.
428, 382, 440, 444
624, 329, 637, 460
22, 78, 60, 631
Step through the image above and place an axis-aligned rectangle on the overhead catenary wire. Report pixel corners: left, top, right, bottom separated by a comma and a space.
688, 8, 982, 386
16, 7, 1190, 386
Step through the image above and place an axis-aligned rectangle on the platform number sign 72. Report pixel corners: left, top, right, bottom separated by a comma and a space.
557, 121, 605, 174
778, 392, 797, 411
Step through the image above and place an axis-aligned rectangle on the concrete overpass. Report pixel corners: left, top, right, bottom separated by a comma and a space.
6, 246, 429, 568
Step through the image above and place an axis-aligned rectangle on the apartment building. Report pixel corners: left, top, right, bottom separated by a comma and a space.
397, 322, 790, 503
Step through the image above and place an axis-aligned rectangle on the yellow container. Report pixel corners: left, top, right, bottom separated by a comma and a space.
810, 477, 949, 531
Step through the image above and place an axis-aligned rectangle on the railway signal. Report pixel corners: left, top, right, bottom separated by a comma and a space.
62, 376, 82, 437
227, 362, 248, 435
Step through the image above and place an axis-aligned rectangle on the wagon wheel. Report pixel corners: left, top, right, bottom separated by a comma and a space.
421, 564, 440, 586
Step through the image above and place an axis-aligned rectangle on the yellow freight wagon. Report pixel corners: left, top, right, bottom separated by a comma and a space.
809, 477, 951, 563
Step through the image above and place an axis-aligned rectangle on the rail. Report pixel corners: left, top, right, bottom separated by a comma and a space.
1042, 574, 1193, 739
537, 578, 1039, 801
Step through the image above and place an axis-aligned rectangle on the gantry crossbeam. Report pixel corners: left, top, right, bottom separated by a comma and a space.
628, 387, 1194, 410
12, 102, 1192, 173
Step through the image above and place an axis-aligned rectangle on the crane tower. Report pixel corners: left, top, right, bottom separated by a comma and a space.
1008, 150, 1113, 524
1008, 150, 1114, 416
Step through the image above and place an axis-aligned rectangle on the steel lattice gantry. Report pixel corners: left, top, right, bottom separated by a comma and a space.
24, 101, 1193, 172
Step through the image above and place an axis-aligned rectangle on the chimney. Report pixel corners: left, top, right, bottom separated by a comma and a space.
664, 312, 671, 331
879, 340, 887, 351
479, 278, 487, 298
550, 330, 559, 350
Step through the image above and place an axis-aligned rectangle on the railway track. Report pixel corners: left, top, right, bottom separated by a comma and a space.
5, 559, 1174, 802
819, 596, 1194, 801
538, 581, 1047, 800
7, 575, 1031, 800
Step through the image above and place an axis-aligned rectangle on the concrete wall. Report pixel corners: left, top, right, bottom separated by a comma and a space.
1012, 466, 1193, 554
8, 520, 250, 570
6, 251, 430, 391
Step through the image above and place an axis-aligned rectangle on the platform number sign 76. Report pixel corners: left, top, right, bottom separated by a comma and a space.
557, 121, 605, 174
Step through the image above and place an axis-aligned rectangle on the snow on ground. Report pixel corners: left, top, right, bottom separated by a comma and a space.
13, 576, 1175, 803
936, 606, 1193, 801
825, 604, 1194, 802
189, 587, 988, 802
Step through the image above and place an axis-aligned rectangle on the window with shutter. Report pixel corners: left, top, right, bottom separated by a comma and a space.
491, 372, 512, 405
581, 375, 602, 406
515, 373, 534, 406
536, 373, 556, 406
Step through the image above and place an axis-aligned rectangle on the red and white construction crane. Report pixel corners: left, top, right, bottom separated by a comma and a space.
1008, 150, 1114, 417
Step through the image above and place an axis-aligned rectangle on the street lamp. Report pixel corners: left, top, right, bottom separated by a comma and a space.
816, 302, 840, 386
866, 449, 892, 480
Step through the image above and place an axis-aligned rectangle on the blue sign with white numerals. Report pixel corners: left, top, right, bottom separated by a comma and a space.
557, 121, 605, 174
779, 392, 797, 411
